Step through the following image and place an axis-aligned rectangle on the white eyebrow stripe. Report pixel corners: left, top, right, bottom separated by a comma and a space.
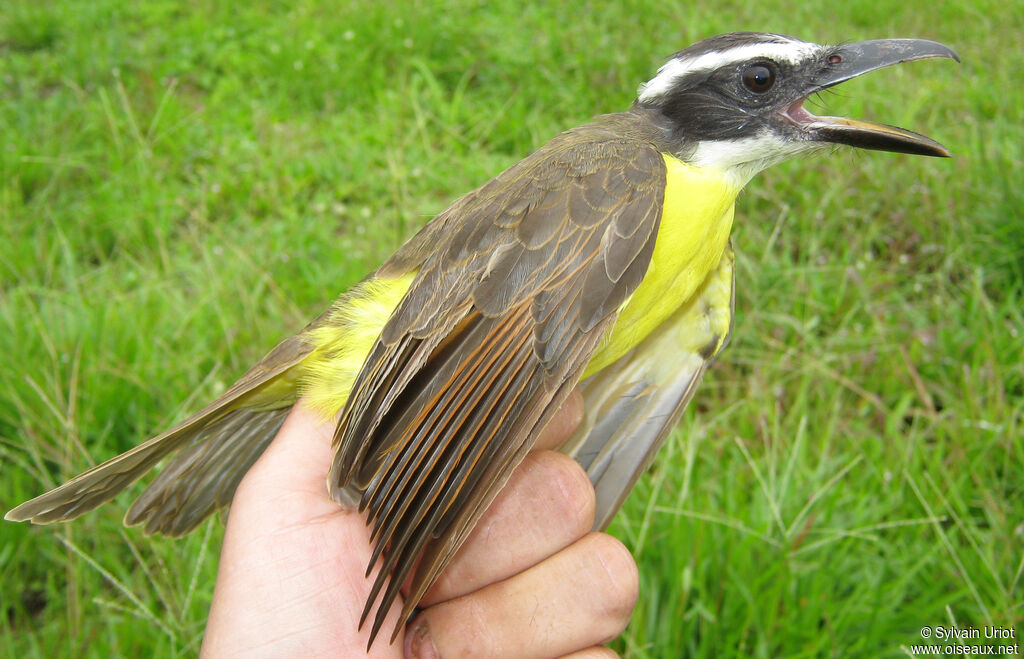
637, 41, 820, 102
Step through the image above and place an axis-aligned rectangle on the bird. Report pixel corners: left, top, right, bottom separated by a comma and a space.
7, 32, 958, 646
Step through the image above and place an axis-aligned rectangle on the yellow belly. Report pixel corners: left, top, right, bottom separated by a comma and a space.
582, 153, 739, 377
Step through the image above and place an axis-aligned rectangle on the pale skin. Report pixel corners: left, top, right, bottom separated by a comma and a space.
202, 389, 639, 658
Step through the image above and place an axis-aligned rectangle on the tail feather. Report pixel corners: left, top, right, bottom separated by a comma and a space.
126, 407, 290, 536
5, 418, 211, 525
6, 332, 315, 531
5, 406, 292, 532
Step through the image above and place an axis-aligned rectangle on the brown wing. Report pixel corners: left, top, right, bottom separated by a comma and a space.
327, 118, 668, 644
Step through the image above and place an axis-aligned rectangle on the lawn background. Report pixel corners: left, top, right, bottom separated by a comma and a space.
1, 0, 1020, 657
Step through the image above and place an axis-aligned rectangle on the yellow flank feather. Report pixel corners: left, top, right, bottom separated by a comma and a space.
583, 153, 740, 377
672, 245, 734, 358
235, 369, 303, 411
299, 272, 416, 419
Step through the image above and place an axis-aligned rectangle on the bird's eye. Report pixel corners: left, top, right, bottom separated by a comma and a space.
742, 64, 775, 93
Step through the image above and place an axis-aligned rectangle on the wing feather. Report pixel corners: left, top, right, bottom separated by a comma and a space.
563, 245, 735, 529
125, 407, 290, 535
328, 118, 669, 646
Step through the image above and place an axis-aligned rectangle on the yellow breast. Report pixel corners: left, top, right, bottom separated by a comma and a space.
582, 153, 740, 377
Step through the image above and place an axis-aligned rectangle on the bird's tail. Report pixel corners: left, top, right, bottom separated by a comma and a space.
5, 404, 291, 536
6, 325, 321, 535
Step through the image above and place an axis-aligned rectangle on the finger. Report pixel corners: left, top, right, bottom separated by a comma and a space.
405, 533, 638, 659
243, 401, 337, 495
210, 403, 405, 657
534, 387, 584, 450
419, 451, 595, 605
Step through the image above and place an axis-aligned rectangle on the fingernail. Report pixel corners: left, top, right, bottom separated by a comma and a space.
405, 618, 439, 659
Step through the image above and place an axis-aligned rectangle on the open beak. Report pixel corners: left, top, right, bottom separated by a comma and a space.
784, 39, 960, 157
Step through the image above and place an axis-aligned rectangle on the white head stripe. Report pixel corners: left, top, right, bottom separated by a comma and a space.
637, 40, 820, 102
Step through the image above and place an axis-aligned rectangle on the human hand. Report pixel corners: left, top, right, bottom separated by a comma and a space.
201, 390, 638, 658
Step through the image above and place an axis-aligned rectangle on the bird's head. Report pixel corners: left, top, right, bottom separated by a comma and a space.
636, 32, 959, 183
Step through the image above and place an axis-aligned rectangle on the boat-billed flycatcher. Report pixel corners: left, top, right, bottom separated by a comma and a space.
7, 32, 958, 645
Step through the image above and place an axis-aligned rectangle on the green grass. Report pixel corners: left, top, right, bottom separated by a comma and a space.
1, 0, 1020, 657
